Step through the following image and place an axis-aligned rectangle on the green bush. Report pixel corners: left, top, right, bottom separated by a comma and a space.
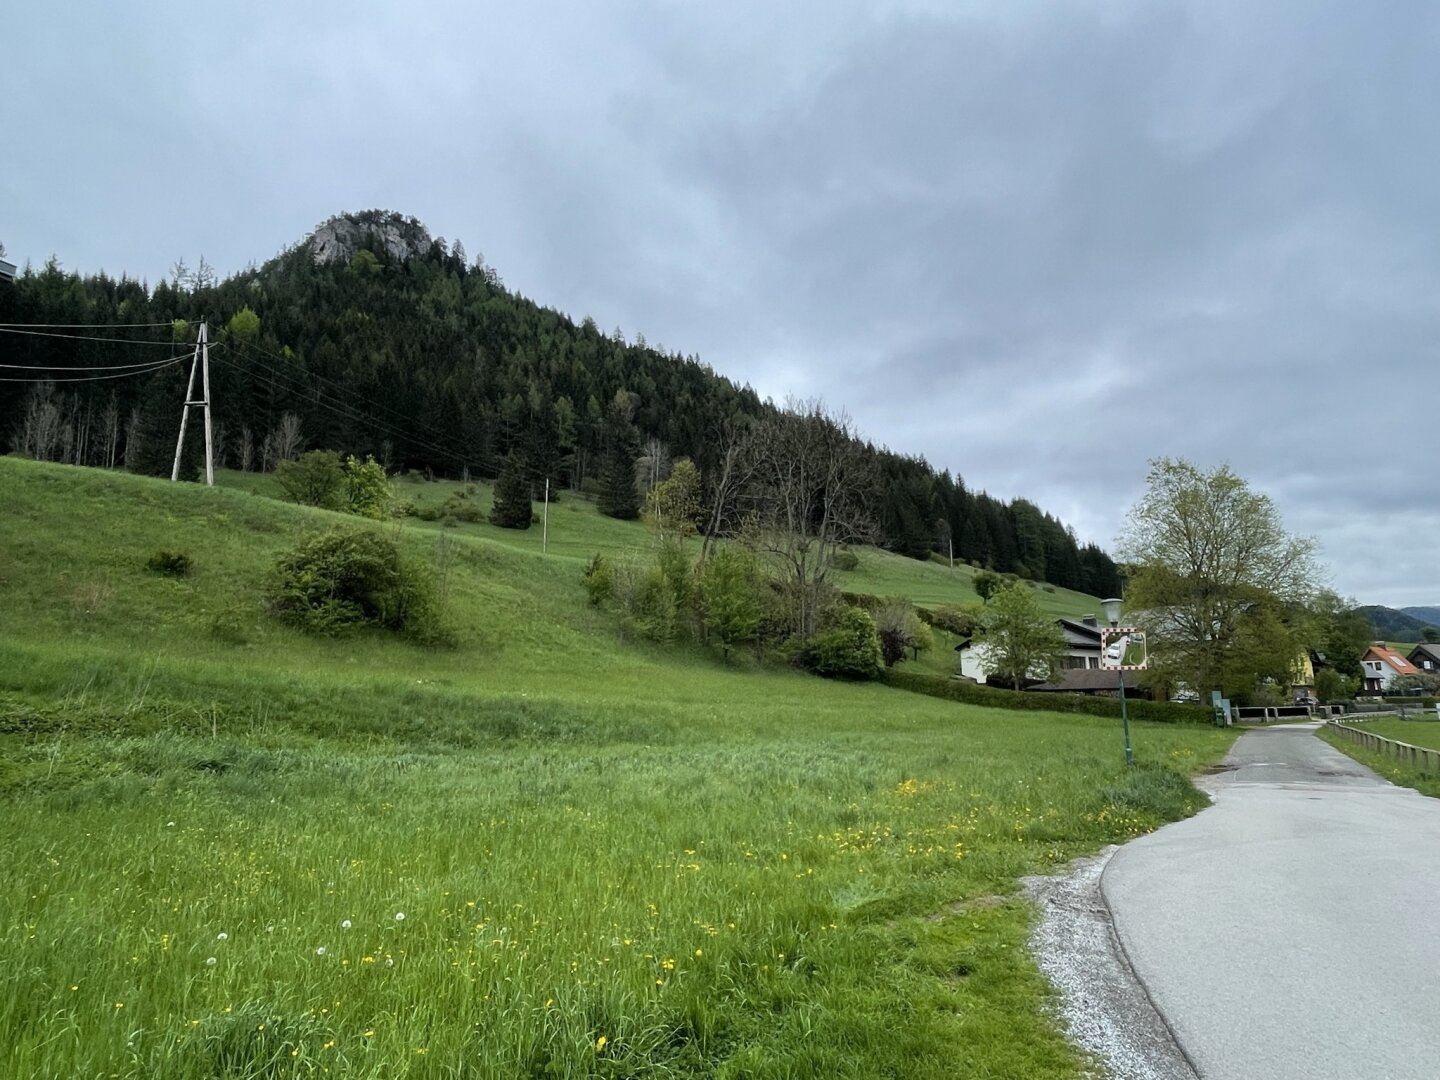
921, 602, 980, 638
613, 561, 679, 643
582, 553, 614, 606
809, 607, 883, 680
275, 450, 345, 509
267, 527, 446, 642
832, 549, 860, 572
344, 454, 393, 519
145, 549, 193, 577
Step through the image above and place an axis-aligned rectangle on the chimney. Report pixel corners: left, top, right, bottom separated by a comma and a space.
1082, 615, 1098, 627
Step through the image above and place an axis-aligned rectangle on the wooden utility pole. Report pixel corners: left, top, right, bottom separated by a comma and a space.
171, 322, 214, 485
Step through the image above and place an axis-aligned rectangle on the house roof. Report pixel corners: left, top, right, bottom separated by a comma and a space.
1056, 617, 1103, 647
1408, 642, 1440, 665
1362, 644, 1419, 675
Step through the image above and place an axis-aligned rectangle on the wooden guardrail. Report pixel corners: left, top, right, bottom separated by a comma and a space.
1327, 721, 1440, 775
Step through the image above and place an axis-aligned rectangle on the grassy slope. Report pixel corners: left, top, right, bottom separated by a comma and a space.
1319, 720, 1440, 799
0, 458, 1233, 1079
226, 469, 1106, 620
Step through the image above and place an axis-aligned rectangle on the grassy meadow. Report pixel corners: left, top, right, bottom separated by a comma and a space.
1321, 718, 1440, 800
0, 457, 1235, 1078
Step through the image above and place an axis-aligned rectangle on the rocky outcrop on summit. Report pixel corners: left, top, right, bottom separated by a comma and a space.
308, 211, 433, 266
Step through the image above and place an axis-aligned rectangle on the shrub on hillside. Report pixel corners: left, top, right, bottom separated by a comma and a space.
808, 607, 883, 680
924, 603, 980, 638
612, 560, 679, 643
145, 549, 193, 577
582, 554, 614, 606
275, 450, 345, 509
267, 527, 446, 642
344, 454, 393, 520
832, 549, 860, 572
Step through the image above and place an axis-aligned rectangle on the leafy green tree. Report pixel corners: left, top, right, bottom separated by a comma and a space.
809, 607, 883, 680
344, 454, 392, 519
645, 457, 703, 538
1310, 591, 1372, 679
276, 449, 345, 508
1119, 459, 1321, 697
1315, 667, 1356, 703
979, 583, 1066, 690
1423, 627, 1440, 645
973, 569, 1002, 602
698, 546, 762, 660
489, 453, 533, 529
226, 306, 260, 343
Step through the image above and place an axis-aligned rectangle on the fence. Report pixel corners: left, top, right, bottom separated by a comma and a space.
1327, 721, 1440, 775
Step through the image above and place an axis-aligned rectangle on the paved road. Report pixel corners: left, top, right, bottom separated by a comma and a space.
1103, 722, 1440, 1080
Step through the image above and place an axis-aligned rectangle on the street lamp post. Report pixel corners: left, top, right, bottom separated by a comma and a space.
1102, 597, 1135, 768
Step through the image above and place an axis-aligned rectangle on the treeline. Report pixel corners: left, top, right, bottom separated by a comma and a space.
0, 212, 1120, 595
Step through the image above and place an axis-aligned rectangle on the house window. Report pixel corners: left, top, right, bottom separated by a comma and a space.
1426, 661, 1433, 671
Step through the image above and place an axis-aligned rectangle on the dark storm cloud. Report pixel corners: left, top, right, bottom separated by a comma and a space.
3, 0, 1436, 603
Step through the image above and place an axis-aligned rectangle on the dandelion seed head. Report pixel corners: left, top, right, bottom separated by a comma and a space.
205, 957, 217, 966
341, 919, 352, 930
316, 946, 327, 956
394, 912, 405, 921
216, 932, 228, 942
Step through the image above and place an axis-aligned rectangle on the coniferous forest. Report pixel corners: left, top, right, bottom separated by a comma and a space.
0, 210, 1121, 596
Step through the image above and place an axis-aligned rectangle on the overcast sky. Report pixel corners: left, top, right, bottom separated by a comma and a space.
5, 0, 1436, 606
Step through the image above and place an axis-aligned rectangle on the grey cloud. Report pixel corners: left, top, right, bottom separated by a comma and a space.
3, 0, 1436, 603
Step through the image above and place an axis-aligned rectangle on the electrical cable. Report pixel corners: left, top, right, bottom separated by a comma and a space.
239, 354, 482, 471
0, 321, 174, 329
0, 326, 179, 346
0, 352, 197, 371
0, 354, 192, 382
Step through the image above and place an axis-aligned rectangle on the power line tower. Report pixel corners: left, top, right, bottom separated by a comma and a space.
171, 322, 214, 485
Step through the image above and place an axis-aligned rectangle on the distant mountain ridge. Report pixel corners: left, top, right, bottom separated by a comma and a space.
1400, 606, 1440, 628
1358, 606, 1435, 641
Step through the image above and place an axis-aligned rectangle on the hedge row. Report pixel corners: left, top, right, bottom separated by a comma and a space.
883, 670, 1212, 725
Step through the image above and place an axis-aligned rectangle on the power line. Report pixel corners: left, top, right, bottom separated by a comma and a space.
0, 354, 193, 383
0, 326, 179, 345
0, 321, 174, 329
0, 355, 203, 377
229, 340, 482, 468
231, 337, 437, 439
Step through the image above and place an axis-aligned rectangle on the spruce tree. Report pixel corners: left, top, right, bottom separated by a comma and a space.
489, 453, 532, 529
598, 426, 641, 520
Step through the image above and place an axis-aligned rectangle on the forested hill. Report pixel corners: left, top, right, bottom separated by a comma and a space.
0, 209, 1121, 596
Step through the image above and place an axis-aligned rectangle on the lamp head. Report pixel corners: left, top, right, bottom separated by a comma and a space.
1101, 597, 1124, 626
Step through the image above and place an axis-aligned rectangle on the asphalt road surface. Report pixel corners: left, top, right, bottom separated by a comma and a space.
1103, 722, 1440, 1080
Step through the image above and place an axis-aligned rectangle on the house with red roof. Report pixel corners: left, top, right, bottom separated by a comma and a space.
1360, 644, 1419, 693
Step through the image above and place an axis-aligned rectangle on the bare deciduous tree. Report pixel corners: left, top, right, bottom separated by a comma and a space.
100, 395, 120, 469
744, 400, 879, 640
265, 412, 304, 468
123, 408, 143, 470
634, 437, 670, 499
239, 426, 255, 472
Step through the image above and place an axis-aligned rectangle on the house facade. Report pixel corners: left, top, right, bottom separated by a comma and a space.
957, 614, 1110, 686
1360, 644, 1419, 693
1406, 643, 1440, 675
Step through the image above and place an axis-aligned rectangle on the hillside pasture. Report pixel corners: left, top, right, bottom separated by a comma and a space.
0, 458, 1234, 1078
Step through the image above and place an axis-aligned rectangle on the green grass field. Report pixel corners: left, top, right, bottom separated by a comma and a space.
220, 469, 1107, 621
1320, 719, 1440, 800
0, 458, 1235, 1078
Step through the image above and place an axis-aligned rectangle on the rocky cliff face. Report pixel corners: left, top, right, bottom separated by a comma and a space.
308, 211, 433, 266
